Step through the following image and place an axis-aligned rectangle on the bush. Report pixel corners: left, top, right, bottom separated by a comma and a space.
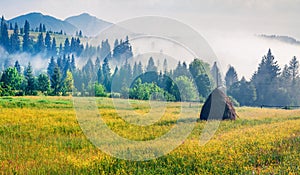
95, 83, 107, 97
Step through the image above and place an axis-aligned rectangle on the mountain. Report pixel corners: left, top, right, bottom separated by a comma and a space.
258, 34, 300, 45
8, 12, 77, 35
65, 13, 112, 37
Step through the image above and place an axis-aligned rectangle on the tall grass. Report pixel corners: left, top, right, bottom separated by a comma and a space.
0, 96, 299, 174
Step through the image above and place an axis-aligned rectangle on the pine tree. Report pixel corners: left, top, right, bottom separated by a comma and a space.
76, 38, 83, 56
174, 61, 189, 78
64, 38, 70, 54
37, 73, 50, 94
51, 37, 57, 56
95, 57, 101, 70
195, 73, 212, 98
225, 65, 238, 89
51, 64, 62, 96
47, 56, 57, 77
163, 58, 168, 74
71, 55, 76, 71
100, 39, 111, 60
289, 56, 299, 85
102, 57, 111, 91
228, 77, 257, 106
64, 70, 74, 95
35, 32, 45, 53
14, 60, 21, 74
23, 20, 31, 52
42, 24, 46, 32
70, 37, 76, 53
24, 62, 36, 95
39, 23, 43, 33
57, 56, 63, 71
0, 16, 10, 51
59, 43, 63, 56
97, 67, 103, 84
189, 59, 207, 79
251, 49, 281, 105
137, 61, 143, 75
9, 23, 13, 30
133, 62, 139, 78
9, 23, 20, 53
211, 62, 223, 87
146, 57, 157, 72
45, 31, 52, 54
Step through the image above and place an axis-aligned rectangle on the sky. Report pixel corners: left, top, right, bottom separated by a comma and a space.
1, 0, 300, 79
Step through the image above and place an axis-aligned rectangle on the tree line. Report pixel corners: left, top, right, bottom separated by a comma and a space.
225, 49, 300, 107
1, 16, 300, 106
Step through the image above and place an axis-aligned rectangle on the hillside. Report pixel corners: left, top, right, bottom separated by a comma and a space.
65, 13, 112, 37
8, 12, 78, 35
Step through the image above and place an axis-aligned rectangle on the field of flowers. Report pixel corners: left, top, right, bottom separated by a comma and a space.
0, 96, 299, 174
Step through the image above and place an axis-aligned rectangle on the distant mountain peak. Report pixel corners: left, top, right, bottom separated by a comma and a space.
65, 13, 112, 37
79, 13, 93, 17
27, 12, 43, 15
7, 12, 113, 37
8, 12, 77, 35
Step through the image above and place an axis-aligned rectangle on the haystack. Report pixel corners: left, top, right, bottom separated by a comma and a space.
200, 88, 237, 120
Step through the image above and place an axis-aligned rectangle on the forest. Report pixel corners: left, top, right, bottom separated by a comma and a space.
0, 16, 299, 107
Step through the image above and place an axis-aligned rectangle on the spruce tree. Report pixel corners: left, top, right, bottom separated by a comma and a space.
251, 49, 280, 105
146, 57, 157, 72
51, 64, 62, 96
288, 56, 299, 85
35, 32, 45, 53
51, 37, 57, 56
211, 62, 223, 88
71, 55, 76, 71
163, 58, 168, 74
10, 23, 20, 53
23, 20, 31, 52
64, 38, 70, 54
225, 65, 238, 89
102, 57, 111, 91
37, 73, 50, 94
0, 17, 9, 51
47, 56, 57, 77
45, 31, 52, 54
14, 60, 21, 74
24, 62, 36, 95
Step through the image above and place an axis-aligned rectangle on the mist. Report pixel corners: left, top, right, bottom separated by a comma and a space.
0, 47, 49, 75
205, 31, 300, 80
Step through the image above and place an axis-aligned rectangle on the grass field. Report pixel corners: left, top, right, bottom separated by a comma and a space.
0, 96, 299, 174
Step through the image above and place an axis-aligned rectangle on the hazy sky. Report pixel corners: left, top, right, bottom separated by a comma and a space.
2, 0, 300, 79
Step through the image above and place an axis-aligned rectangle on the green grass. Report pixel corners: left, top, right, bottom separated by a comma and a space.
0, 96, 299, 174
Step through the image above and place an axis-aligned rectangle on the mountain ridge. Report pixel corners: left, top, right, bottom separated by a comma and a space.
65, 13, 112, 37
7, 12, 113, 37
8, 12, 78, 35
258, 34, 300, 45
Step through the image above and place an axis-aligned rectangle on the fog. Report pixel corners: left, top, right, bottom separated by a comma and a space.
0, 47, 49, 75
204, 31, 300, 80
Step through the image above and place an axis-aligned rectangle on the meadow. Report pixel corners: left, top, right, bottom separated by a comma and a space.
0, 96, 299, 174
